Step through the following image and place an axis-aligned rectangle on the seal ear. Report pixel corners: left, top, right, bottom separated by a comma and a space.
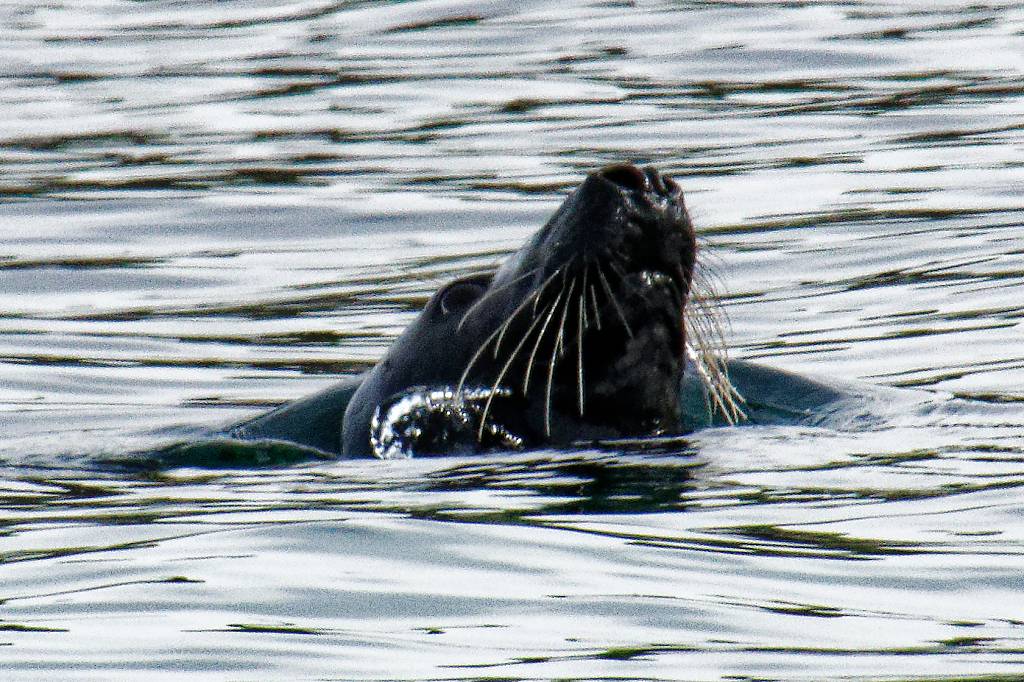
438, 275, 490, 316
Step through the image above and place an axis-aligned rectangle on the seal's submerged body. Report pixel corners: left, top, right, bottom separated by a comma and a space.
227, 164, 854, 459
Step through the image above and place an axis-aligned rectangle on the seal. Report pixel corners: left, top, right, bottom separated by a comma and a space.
228, 164, 751, 458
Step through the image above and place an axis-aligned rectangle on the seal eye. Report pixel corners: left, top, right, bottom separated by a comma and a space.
439, 279, 487, 316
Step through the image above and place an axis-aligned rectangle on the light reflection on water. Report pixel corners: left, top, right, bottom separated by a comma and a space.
1, 0, 1024, 679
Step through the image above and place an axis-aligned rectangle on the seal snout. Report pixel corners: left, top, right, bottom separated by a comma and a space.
595, 163, 682, 201
542, 164, 693, 284
599, 163, 651, 192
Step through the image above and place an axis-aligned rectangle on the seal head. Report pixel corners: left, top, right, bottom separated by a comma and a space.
343, 164, 697, 456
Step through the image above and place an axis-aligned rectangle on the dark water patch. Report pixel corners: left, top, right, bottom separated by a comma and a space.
758, 601, 844, 618
386, 14, 484, 33
453, 642, 700, 668
0, 351, 366, 375
214, 622, 329, 636
1, 576, 204, 603
421, 454, 701, 516
939, 635, 999, 648
0, 622, 68, 633
725, 524, 928, 559
125, 439, 335, 471
179, 329, 370, 347
954, 393, 1024, 405
2, 538, 173, 566
61, 296, 384, 322
113, 1, 353, 32
41, 168, 334, 194
181, 397, 296, 409
1, 131, 166, 153
0, 256, 163, 271
895, 122, 1024, 145
702, 207, 1024, 237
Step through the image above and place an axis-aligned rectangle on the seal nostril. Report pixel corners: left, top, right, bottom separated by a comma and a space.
645, 167, 667, 194
663, 175, 681, 195
599, 164, 650, 192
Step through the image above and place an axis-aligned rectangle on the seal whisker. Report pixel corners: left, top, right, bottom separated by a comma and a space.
693, 240, 728, 293
685, 341, 743, 423
492, 271, 550, 358
684, 265, 746, 423
458, 316, 517, 397
457, 265, 564, 397
555, 266, 578, 359
493, 315, 512, 359
542, 276, 577, 436
587, 272, 603, 330
476, 296, 559, 441
558, 276, 576, 359
580, 266, 590, 331
523, 286, 566, 393
692, 259, 731, 339
607, 258, 628, 280
595, 261, 633, 338
489, 306, 517, 360
457, 266, 538, 333
602, 240, 742, 423
533, 260, 572, 319
576, 278, 586, 417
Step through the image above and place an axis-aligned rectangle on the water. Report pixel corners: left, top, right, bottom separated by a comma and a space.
2, 0, 1024, 678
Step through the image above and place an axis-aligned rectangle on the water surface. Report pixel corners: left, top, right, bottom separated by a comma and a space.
2, 1, 1024, 679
